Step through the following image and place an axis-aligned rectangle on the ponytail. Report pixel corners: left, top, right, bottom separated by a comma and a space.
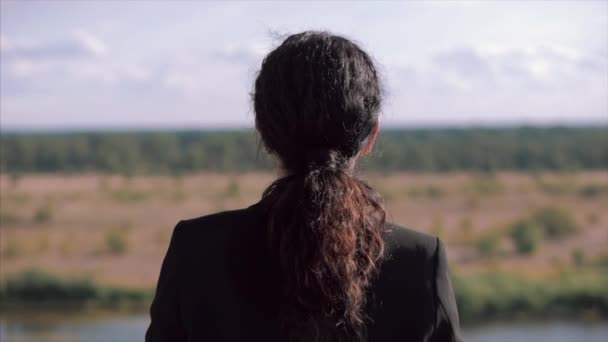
260, 149, 386, 341
252, 30, 386, 340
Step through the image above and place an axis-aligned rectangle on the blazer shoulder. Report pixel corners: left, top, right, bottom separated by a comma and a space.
383, 222, 439, 261
173, 206, 257, 249
180, 207, 251, 230
384, 222, 438, 251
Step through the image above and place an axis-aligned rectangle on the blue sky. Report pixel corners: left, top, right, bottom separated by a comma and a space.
1, 0, 606, 130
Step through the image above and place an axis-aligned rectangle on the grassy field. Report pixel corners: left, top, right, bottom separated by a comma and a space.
0, 171, 607, 290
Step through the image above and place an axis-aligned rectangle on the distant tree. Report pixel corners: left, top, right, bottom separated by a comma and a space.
1, 127, 606, 174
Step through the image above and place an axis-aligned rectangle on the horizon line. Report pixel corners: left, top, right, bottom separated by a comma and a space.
1, 121, 607, 134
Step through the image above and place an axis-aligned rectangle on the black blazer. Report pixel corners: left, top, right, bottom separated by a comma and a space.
146, 201, 462, 342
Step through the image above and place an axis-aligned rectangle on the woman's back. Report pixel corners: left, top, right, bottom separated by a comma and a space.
146, 31, 462, 341
146, 202, 461, 341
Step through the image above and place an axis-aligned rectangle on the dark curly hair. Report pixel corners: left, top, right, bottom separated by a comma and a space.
253, 31, 386, 341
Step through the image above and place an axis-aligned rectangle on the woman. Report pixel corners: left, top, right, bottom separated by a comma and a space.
146, 31, 462, 342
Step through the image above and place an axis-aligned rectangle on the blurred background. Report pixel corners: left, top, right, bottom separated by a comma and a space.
0, 1, 607, 341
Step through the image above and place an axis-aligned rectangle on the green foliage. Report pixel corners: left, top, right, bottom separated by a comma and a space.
104, 229, 128, 255
572, 249, 585, 268
1, 270, 96, 303
510, 220, 543, 255
595, 255, 608, 270
578, 184, 608, 198
531, 207, 577, 238
0, 270, 153, 307
32, 205, 53, 224
2, 270, 606, 323
477, 234, 501, 257
1, 127, 607, 174
453, 272, 608, 323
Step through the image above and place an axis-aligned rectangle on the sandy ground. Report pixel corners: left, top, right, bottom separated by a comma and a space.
1, 171, 606, 287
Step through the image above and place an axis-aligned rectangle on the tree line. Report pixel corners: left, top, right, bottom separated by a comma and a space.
1, 127, 606, 174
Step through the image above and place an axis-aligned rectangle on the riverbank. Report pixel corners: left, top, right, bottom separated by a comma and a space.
453, 271, 608, 322
0, 270, 152, 312
1, 269, 606, 324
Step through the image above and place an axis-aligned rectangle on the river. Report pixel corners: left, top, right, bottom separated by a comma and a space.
1, 313, 607, 342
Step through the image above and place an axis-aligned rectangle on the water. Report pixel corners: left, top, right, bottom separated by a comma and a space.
1, 313, 607, 342
466, 321, 608, 342
0, 313, 148, 342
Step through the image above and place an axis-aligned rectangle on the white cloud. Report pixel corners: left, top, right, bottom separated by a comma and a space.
0, 30, 107, 60
382, 42, 607, 125
1, 30, 157, 87
72, 29, 108, 56
397, 43, 607, 94
213, 41, 269, 66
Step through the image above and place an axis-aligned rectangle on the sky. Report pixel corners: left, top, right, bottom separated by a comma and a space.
1, 0, 606, 130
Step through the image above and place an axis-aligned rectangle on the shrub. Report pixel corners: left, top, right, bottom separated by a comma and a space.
595, 255, 608, 270
452, 272, 608, 323
477, 234, 501, 258
578, 184, 608, 198
531, 207, 577, 238
0, 270, 154, 307
2, 270, 97, 303
32, 205, 53, 224
105, 229, 128, 255
572, 249, 585, 268
511, 220, 543, 255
